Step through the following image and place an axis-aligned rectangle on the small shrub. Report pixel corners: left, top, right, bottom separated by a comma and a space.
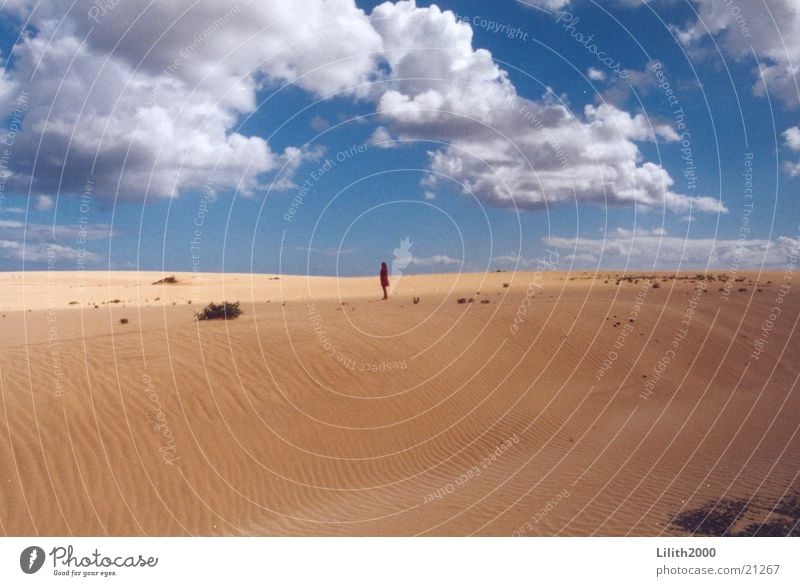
195, 301, 242, 321
152, 275, 178, 285
413, 297, 420, 304
652, 282, 660, 289
119, 318, 129, 324
457, 298, 467, 304
502, 283, 509, 288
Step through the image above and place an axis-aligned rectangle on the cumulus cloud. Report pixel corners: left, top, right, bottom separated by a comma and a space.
367, 126, 396, 148
0, 0, 382, 201
783, 125, 800, 176
491, 252, 561, 269
544, 229, 800, 268
0, 219, 111, 242
784, 126, 800, 150
597, 61, 660, 107
676, 0, 800, 107
587, 68, 607, 81
3, 0, 382, 98
34, 195, 54, 211
515, 0, 572, 10
371, 1, 723, 214
0, 0, 728, 218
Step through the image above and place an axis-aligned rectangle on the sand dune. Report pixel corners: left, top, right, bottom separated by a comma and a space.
0, 270, 797, 535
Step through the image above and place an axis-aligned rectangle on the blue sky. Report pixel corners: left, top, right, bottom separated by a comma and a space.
0, 0, 798, 275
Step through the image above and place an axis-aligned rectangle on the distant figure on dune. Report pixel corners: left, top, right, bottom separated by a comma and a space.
380, 262, 389, 300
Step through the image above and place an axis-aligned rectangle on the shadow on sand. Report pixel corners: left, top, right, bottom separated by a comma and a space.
670, 493, 800, 536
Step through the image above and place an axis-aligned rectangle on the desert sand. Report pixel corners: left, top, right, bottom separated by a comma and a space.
0, 269, 797, 536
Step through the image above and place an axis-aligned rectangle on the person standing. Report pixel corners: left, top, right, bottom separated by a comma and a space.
380, 262, 389, 300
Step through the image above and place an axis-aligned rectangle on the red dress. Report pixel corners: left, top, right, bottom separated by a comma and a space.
380, 266, 389, 287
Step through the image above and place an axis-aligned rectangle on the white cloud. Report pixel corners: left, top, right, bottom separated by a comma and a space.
408, 254, 461, 266
423, 190, 436, 200
3, 0, 382, 99
0, 0, 382, 202
782, 125, 800, 175
367, 126, 396, 147
784, 161, 800, 176
598, 61, 659, 106
784, 126, 800, 150
492, 248, 561, 269
587, 68, 607, 81
0, 0, 733, 218
492, 254, 526, 267
371, 2, 724, 214
677, 0, 800, 107
544, 230, 800, 268
784, 161, 800, 177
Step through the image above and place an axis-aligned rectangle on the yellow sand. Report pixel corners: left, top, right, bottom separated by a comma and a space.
0, 270, 796, 535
